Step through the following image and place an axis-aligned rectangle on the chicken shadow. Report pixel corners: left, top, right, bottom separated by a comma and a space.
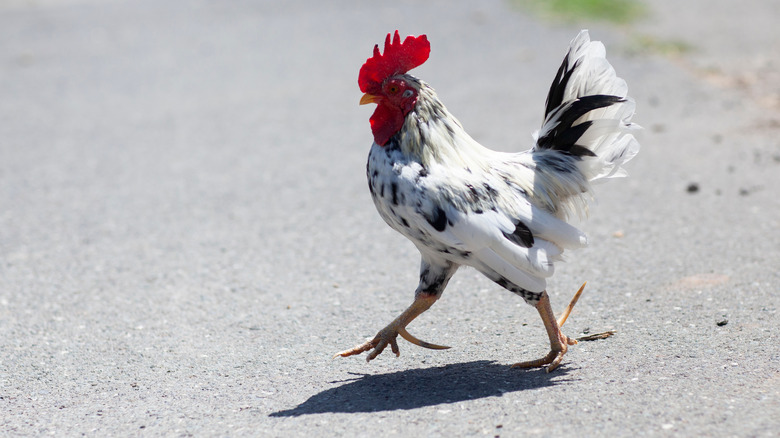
270, 360, 571, 417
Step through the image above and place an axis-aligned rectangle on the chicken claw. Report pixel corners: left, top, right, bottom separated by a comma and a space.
333, 323, 450, 362
511, 330, 577, 372
398, 327, 450, 350
333, 325, 402, 361
556, 282, 586, 327
512, 284, 585, 372
334, 294, 449, 361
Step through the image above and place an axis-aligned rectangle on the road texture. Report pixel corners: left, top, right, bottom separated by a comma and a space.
1, 0, 778, 436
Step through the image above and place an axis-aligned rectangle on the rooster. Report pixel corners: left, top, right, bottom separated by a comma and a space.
335, 30, 639, 372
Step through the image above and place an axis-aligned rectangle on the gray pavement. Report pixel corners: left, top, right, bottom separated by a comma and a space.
1, 0, 778, 436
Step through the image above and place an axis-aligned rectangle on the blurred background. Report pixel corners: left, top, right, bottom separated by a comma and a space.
1, 0, 778, 436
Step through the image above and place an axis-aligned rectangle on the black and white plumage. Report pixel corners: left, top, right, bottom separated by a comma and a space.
337, 30, 640, 371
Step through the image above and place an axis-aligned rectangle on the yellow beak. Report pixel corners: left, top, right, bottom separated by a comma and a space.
360, 93, 381, 105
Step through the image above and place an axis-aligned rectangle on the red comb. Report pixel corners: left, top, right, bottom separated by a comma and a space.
359, 30, 430, 94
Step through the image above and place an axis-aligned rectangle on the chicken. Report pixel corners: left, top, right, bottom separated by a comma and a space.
335, 30, 640, 372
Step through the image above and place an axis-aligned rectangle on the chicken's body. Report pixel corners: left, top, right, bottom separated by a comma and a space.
336, 30, 639, 371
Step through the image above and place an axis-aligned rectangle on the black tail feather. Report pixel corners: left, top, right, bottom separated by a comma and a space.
536, 95, 623, 157
544, 57, 577, 117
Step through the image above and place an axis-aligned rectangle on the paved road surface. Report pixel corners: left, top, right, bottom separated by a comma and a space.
1, 0, 778, 436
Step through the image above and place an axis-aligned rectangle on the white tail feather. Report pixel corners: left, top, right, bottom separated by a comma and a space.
531, 30, 640, 217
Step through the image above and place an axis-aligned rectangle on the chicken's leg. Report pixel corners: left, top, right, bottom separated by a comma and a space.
334, 293, 449, 362
512, 285, 584, 372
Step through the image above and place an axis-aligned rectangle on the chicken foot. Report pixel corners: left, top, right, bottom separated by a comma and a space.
334, 293, 449, 362
511, 282, 586, 372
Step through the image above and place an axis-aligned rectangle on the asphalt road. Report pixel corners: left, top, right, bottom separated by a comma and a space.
1, 1, 778, 436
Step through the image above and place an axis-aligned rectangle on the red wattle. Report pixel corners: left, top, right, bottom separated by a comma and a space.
369, 103, 405, 146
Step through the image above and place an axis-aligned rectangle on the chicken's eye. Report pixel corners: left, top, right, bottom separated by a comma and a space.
388, 85, 399, 94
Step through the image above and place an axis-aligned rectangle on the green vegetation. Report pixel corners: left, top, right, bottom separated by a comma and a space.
514, 0, 646, 25
511, 0, 695, 57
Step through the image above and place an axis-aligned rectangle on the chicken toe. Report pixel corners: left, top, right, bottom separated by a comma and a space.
333, 325, 401, 361
334, 293, 444, 361
511, 290, 579, 372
